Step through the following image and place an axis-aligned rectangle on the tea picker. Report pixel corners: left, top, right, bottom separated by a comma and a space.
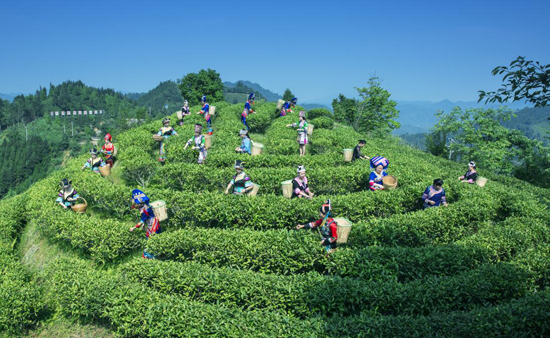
179, 100, 191, 126
241, 92, 255, 130
235, 129, 251, 155
225, 160, 255, 195
369, 156, 389, 191
56, 178, 80, 209
81, 148, 107, 174
129, 189, 161, 259
101, 133, 116, 167
280, 97, 297, 117
352, 140, 369, 161
292, 165, 314, 199
157, 117, 178, 163
286, 111, 308, 156
459, 161, 478, 184
421, 178, 448, 208
184, 124, 207, 164
296, 199, 338, 253
196, 95, 212, 130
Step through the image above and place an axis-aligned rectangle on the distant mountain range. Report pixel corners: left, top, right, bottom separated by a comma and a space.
0, 93, 21, 101
394, 100, 531, 135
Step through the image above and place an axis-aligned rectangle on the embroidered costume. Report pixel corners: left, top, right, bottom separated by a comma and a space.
292, 166, 312, 198
199, 96, 211, 128
83, 148, 106, 173
241, 93, 255, 130
101, 133, 115, 167
369, 156, 389, 190
422, 185, 447, 208
131, 189, 161, 259
239, 130, 251, 154
280, 97, 297, 117
157, 118, 178, 162
56, 179, 79, 208
302, 200, 338, 252
186, 124, 207, 164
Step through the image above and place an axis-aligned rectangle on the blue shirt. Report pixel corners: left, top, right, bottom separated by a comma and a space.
240, 137, 251, 154
201, 103, 210, 114
422, 186, 446, 207
244, 101, 252, 111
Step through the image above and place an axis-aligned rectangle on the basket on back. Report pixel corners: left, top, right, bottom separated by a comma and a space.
281, 180, 293, 199
343, 149, 353, 162
276, 99, 285, 110
307, 124, 314, 136
150, 200, 168, 221
209, 106, 216, 116
382, 175, 398, 190
476, 177, 488, 187
251, 142, 264, 156
332, 217, 352, 244
205, 135, 212, 149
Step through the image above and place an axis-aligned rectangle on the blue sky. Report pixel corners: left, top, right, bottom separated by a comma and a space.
1, 0, 549, 105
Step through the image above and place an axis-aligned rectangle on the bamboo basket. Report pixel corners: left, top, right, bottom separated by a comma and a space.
99, 165, 111, 177
153, 135, 165, 142
251, 142, 264, 156
150, 200, 168, 221
205, 135, 212, 149
91, 137, 101, 146
248, 184, 260, 197
276, 99, 285, 110
71, 197, 88, 213
281, 180, 293, 199
343, 149, 353, 162
209, 106, 216, 116
382, 175, 398, 190
113, 146, 118, 157
476, 176, 488, 187
333, 217, 352, 244
307, 124, 314, 136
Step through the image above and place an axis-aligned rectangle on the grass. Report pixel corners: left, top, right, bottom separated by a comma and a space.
24, 318, 114, 338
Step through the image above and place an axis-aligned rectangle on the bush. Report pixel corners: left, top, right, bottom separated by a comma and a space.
311, 116, 334, 129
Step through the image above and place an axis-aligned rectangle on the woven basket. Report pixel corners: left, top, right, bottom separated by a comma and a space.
382, 175, 398, 190
307, 124, 314, 136
251, 142, 264, 156
150, 200, 168, 221
91, 137, 101, 146
209, 106, 216, 116
99, 165, 111, 177
281, 180, 293, 199
71, 197, 88, 213
343, 149, 353, 162
205, 135, 212, 149
476, 177, 488, 187
152, 135, 165, 142
333, 217, 352, 244
276, 99, 285, 110
248, 184, 260, 197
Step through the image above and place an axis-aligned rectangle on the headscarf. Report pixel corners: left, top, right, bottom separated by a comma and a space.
132, 189, 150, 205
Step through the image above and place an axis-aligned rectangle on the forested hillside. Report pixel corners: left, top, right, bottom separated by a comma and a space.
1, 101, 549, 337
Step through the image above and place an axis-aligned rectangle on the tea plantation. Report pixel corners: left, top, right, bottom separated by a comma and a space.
1, 102, 549, 337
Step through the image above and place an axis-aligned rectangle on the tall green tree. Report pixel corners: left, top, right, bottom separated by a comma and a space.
427, 107, 550, 186
178, 69, 224, 106
331, 94, 357, 125
478, 56, 550, 107
332, 77, 400, 134
282, 88, 295, 102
